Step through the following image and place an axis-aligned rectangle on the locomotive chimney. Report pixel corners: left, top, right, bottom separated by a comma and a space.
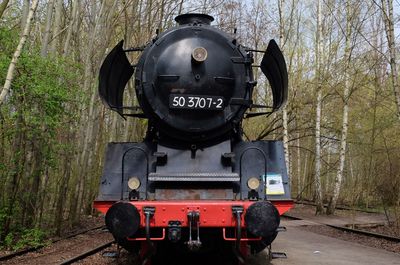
175, 13, 214, 25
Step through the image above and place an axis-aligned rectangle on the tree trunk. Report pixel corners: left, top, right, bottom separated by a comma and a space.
0, 0, 10, 19
63, 0, 81, 56
381, 0, 400, 120
0, 0, 39, 106
326, 0, 352, 215
75, 0, 118, 222
49, 0, 63, 55
0, 95, 26, 241
297, 124, 301, 196
25, 143, 43, 227
278, 0, 291, 180
20, 0, 30, 29
314, 0, 324, 214
40, 0, 55, 57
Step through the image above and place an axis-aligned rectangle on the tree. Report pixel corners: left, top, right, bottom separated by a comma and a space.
0, 0, 10, 19
379, 0, 400, 120
314, 0, 324, 214
0, 0, 39, 105
327, 0, 353, 215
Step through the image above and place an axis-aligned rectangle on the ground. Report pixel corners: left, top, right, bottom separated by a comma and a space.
271, 220, 400, 265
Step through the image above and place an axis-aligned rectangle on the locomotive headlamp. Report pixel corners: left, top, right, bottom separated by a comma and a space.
192, 47, 208, 62
128, 177, 141, 190
247, 177, 260, 190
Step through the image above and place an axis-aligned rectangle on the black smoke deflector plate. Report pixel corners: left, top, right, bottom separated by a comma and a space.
99, 40, 134, 114
260, 39, 288, 110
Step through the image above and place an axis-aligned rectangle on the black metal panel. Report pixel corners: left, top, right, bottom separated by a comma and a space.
98, 40, 134, 113
97, 142, 155, 201
260, 40, 288, 110
237, 145, 267, 199
155, 140, 232, 177
233, 140, 291, 200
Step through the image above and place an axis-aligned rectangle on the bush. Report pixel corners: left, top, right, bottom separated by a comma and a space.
12, 228, 49, 251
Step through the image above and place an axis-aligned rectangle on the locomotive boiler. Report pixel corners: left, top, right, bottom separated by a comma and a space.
94, 13, 293, 264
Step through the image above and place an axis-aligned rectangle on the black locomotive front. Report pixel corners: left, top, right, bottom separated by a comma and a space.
95, 13, 292, 264
135, 14, 253, 144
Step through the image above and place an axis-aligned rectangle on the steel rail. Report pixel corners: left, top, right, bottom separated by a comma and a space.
282, 214, 400, 243
0, 225, 106, 261
294, 200, 382, 214
325, 224, 400, 242
59, 240, 115, 265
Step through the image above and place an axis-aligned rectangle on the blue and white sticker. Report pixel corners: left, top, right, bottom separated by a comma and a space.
264, 173, 285, 195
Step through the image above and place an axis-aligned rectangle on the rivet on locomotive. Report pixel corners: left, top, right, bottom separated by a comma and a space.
94, 13, 293, 264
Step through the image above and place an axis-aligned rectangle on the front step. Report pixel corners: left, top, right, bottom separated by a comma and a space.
272, 252, 287, 259
148, 172, 240, 181
277, 226, 287, 232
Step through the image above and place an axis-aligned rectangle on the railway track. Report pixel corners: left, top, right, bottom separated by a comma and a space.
59, 240, 115, 265
282, 214, 400, 243
0, 225, 106, 262
294, 200, 382, 214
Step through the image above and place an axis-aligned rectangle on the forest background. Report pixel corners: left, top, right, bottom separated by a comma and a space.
0, 0, 399, 250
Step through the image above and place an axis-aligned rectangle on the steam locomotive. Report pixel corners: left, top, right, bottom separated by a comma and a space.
94, 13, 293, 264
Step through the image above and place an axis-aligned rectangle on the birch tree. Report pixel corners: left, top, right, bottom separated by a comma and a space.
379, 0, 400, 120
0, 0, 39, 105
314, 0, 324, 214
49, 0, 63, 55
62, 0, 81, 57
327, 0, 353, 215
278, 0, 291, 179
0, 0, 10, 19
40, 0, 55, 57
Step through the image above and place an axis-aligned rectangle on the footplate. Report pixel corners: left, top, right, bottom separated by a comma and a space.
272, 252, 287, 259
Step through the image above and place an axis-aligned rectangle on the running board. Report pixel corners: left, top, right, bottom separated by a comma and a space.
148, 172, 239, 182
272, 252, 287, 259
277, 226, 287, 232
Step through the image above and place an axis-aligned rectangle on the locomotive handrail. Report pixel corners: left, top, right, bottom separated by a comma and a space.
239, 147, 268, 200
121, 146, 149, 200
126, 228, 166, 241
222, 228, 262, 241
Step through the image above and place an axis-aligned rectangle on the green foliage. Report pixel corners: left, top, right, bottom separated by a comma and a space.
0, 207, 7, 232
13, 228, 48, 250
0, 25, 82, 168
3, 228, 48, 251
3, 233, 13, 249
0, 25, 83, 247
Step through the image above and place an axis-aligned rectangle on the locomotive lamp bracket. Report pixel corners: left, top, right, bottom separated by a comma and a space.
247, 189, 259, 201
154, 152, 167, 166
129, 189, 139, 201
168, 221, 182, 243
221, 152, 235, 166
190, 144, 198, 159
